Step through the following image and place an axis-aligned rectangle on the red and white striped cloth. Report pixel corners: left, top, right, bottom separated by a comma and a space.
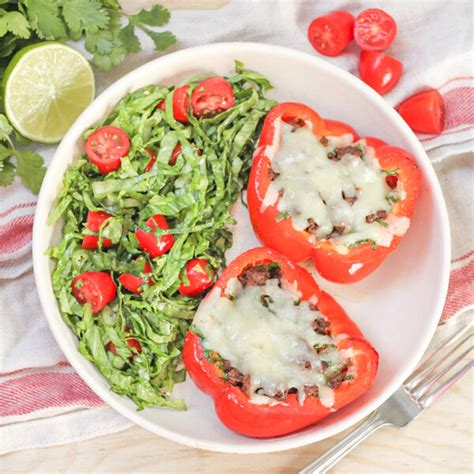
1, 0, 473, 455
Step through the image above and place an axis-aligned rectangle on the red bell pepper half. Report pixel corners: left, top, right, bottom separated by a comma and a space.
247, 102, 421, 283
182, 247, 379, 438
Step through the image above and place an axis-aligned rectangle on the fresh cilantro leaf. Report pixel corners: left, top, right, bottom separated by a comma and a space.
386, 192, 401, 204
91, 43, 126, 72
0, 159, 15, 186
118, 22, 141, 54
132, 4, 171, 27
349, 239, 377, 250
16, 150, 46, 193
382, 168, 399, 176
276, 211, 289, 222
62, 0, 109, 34
0, 114, 13, 141
376, 219, 388, 228
0, 10, 31, 39
85, 29, 115, 55
141, 28, 176, 51
23, 0, 67, 39
0, 143, 14, 161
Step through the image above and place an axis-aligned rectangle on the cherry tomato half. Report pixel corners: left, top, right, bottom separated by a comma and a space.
354, 8, 397, 51
135, 214, 174, 258
156, 100, 166, 111
85, 126, 130, 174
178, 258, 215, 297
119, 260, 153, 295
359, 51, 403, 95
82, 210, 113, 250
396, 89, 445, 135
173, 85, 190, 123
191, 78, 235, 118
307, 10, 354, 57
71, 271, 116, 313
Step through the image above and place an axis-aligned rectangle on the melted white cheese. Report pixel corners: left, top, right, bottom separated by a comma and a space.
263, 123, 409, 251
193, 278, 348, 405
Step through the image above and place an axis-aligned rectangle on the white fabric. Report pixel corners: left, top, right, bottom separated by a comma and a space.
0, 0, 472, 454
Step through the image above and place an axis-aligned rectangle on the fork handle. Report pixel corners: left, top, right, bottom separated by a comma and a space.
299, 412, 388, 474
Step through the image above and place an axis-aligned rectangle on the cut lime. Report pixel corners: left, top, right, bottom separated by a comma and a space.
2, 42, 95, 144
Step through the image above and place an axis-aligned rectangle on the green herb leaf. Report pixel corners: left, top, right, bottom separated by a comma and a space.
276, 211, 290, 222
376, 219, 388, 228
62, 0, 109, 34
0, 10, 31, 39
382, 168, 399, 176
0, 114, 13, 142
348, 239, 377, 250
142, 28, 176, 51
16, 150, 46, 193
0, 159, 15, 186
23, 0, 66, 39
132, 4, 171, 27
118, 22, 141, 54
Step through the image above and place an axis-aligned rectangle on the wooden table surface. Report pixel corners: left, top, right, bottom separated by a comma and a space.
2, 373, 472, 473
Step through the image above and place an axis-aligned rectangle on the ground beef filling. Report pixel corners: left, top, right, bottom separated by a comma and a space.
209, 265, 351, 401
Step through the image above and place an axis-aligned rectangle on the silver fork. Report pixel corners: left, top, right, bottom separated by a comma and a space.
299, 323, 473, 474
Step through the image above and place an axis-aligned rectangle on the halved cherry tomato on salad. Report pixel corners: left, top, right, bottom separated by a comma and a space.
119, 260, 153, 295
359, 51, 403, 95
82, 210, 113, 250
183, 247, 379, 438
135, 214, 174, 258
107, 329, 142, 355
396, 89, 445, 135
354, 8, 397, 51
247, 102, 422, 283
178, 258, 215, 297
191, 78, 235, 118
85, 126, 130, 174
307, 10, 354, 57
156, 100, 166, 111
144, 148, 157, 172
71, 271, 116, 313
173, 85, 190, 123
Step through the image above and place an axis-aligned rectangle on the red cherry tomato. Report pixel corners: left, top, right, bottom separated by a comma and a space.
156, 100, 166, 111
85, 126, 130, 174
135, 214, 174, 258
169, 143, 182, 166
144, 148, 157, 173
178, 258, 215, 297
82, 210, 113, 250
191, 78, 235, 118
119, 260, 152, 295
359, 51, 403, 95
354, 8, 397, 51
396, 89, 445, 135
71, 272, 116, 313
173, 85, 190, 123
307, 10, 354, 57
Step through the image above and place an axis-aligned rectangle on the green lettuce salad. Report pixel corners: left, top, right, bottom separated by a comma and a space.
48, 61, 276, 409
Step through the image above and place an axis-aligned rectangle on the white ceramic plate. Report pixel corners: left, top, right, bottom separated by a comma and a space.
33, 43, 450, 453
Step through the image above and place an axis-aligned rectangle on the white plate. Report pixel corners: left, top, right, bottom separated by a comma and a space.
33, 42, 450, 453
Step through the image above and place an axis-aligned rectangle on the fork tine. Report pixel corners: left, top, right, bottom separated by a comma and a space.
412, 343, 473, 398
405, 330, 473, 390
419, 360, 474, 408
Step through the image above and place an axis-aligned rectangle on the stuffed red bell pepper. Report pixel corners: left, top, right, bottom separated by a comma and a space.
182, 247, 378, 438
247, 102, 421, 283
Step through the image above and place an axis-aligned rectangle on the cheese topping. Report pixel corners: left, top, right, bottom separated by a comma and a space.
263, 122, 409, 251
193, 277, 349, 406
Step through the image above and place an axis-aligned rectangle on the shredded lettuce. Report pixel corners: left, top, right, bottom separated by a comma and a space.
48, 61, 276, 410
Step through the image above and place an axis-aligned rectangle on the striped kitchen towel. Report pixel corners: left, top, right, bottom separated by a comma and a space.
0, 0, 472, 455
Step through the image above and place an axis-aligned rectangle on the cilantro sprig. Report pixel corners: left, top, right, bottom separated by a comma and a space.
0, 114, 46, 192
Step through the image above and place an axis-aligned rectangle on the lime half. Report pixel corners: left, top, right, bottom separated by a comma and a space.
3, 42, 95, 144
